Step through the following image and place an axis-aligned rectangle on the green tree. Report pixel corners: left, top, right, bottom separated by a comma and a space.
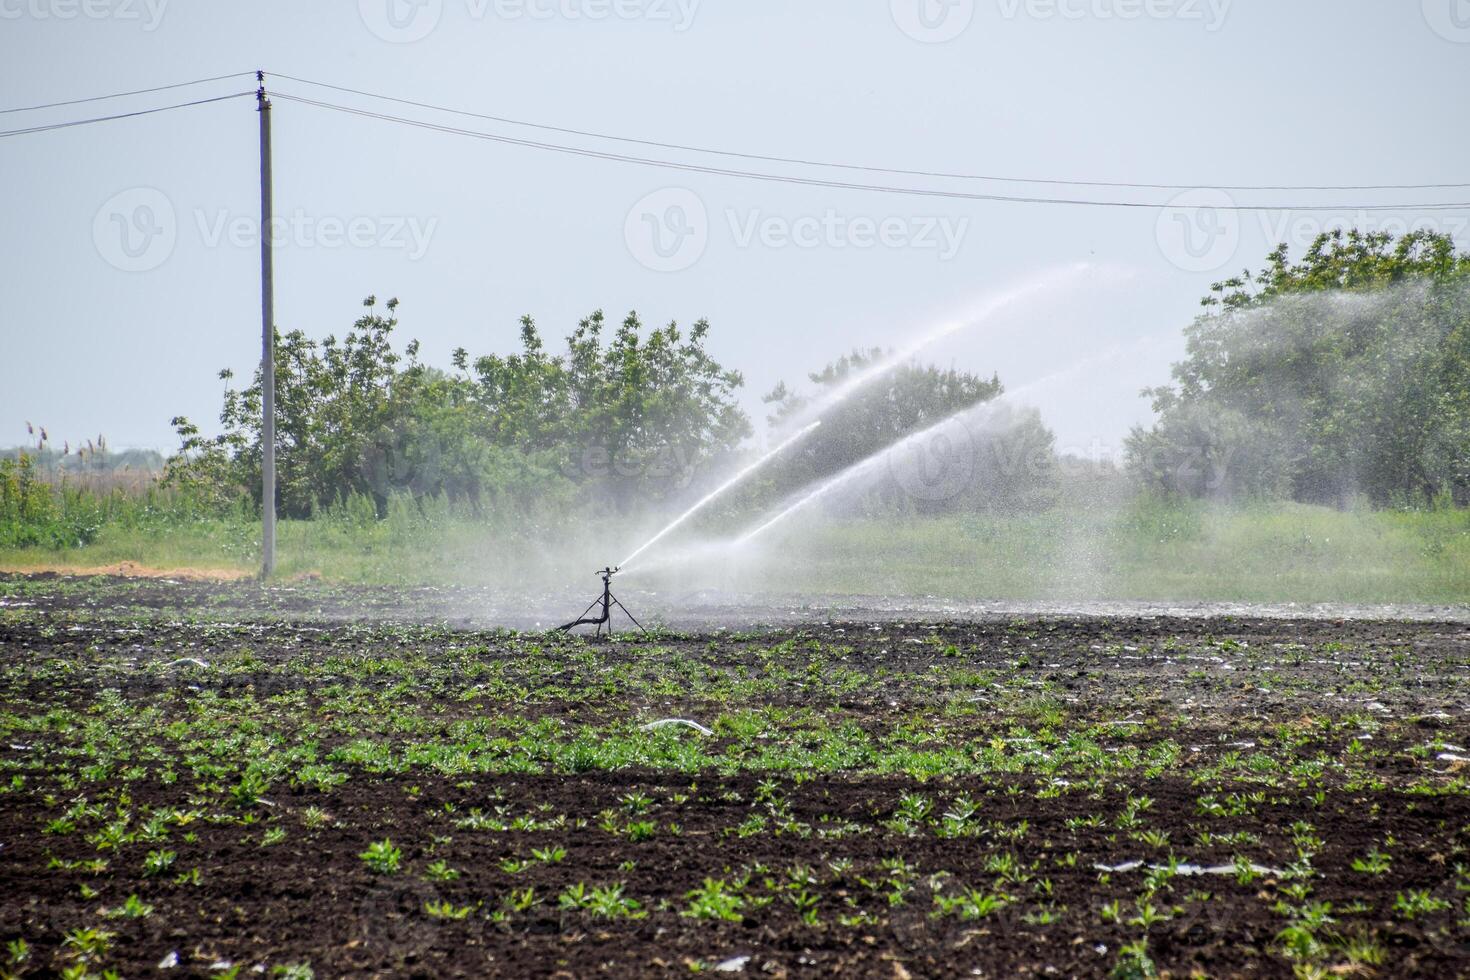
1127, 230, 1470, 506
167, 298, 751, 518
472, 310, 751, 510
758, 350, 1055, 514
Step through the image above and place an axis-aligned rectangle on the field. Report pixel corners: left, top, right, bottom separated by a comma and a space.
3, 496, 1469, 605
1, 575, 1468, 977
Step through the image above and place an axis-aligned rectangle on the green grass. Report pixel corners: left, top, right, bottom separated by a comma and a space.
748, 499, 1470, 603
1, 493, 1467, 604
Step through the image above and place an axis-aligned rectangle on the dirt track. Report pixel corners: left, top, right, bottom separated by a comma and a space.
3, 570, 1468, 628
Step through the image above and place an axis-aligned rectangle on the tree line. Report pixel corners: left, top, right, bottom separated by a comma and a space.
164, 297, 1056, 522
1126, 230, 1470, 507
159, 228, 1469, 523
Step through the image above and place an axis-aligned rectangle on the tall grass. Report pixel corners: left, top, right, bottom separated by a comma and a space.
3, 456, 205, 549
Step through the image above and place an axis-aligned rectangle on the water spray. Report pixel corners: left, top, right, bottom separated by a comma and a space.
773, 264, 1093, 437
560, 263, 1103, 613
556, 419, 822, 634
733, 412, 979, 548
734, 325, 1176, 547
617, 419, 822, 571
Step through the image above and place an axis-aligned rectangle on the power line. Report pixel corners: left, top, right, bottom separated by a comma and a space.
269, 71, 1470, 194
1, 71, 1465, 211
0, 92, 255, 139
270, 91, 1470, 213
3, 68, 1465, 201
0, 72, 255, 115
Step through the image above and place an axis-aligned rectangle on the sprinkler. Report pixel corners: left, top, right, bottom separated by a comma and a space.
556, 566, 647, 637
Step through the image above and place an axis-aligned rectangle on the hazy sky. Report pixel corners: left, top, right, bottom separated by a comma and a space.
3, 1, 1467, 458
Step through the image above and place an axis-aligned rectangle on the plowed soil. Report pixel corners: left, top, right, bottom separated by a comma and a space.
1, 574, 1467, 978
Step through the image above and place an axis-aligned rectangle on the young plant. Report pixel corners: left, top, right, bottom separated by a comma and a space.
359, 839, 402, 875
1393, 890, 1450, 920
424, 899, 473, 920
587, 883, 645, 919
103, 894, 153, 918
142, 849, 176, 877
424, 859, 460, 882
683, 878, 746, 921
61, 927, 113, 963
1351, 848, 1391, 875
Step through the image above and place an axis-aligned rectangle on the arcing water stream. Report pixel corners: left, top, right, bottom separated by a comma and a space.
773, 263, 1094, 436
617, 420, 822, 571
734, 337, 1143, 546
618, 263, 1099, 571
732, 401, 1011, 546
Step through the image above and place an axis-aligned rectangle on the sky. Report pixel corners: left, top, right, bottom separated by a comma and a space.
2, 0, 1468, 460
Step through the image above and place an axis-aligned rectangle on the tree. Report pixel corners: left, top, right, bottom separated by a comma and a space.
472, 310, 751, 511
756, 350, 1056, 514
1126, 230, 1470, 505
166, 298, 751, 518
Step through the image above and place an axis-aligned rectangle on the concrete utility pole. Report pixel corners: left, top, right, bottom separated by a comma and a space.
257, 71, 276, 578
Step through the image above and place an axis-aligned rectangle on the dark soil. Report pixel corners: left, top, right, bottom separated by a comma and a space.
1, 575, 1467, 978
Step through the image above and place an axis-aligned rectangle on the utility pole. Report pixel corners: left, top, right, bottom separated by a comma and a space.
257, 71, 276, 578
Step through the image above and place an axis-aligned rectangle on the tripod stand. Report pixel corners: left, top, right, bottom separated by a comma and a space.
557, 566, 647, 636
